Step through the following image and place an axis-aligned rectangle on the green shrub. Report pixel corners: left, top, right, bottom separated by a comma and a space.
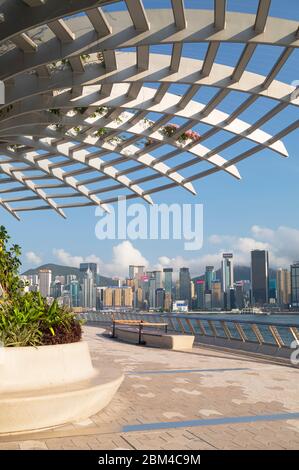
0, 291, 82, 347
0, 226, 82, 347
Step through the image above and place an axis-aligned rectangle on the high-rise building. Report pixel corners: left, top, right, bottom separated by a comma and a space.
276, 268, 291, 306
211, 280, 222, 309
129, 265, 145, 286
179, 267, 191, 306
82, 268, 96, 309
153, 270, 163, 290
204, 292, 212, 310
164, 292, 172, 311
155, 288, 165, 310
113, 288, 122, 307
70, 280, 80, 307
103, 287, 113, 308
195, 280, 205, 309
134, 287, 143, 309
122, 287, 133, 307
205, 266, 215, 292
235, 281, 245, 309
163, 268, 173, 296
80, 263, 97, 282
269, 278, 277, 303
38, 269, 52, 297
221, 253, 234, 293
51, 281, 63, 299
149, 275, 156, 308
251, 250, 269, 305
291, 262, 299, 309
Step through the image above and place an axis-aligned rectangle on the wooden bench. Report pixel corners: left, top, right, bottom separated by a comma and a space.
110, 319, 194, 350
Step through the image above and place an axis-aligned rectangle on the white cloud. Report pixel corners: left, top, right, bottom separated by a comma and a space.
52, 225, 299, 278
53, 241, 148, 278
105, 241, 149, 277
25, 251, 42, 266
53, 248, 102, 272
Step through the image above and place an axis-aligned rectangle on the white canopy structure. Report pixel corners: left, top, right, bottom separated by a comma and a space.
0, 0, 298, 219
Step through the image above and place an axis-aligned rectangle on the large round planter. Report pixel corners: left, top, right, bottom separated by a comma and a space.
0, 341, 123, 434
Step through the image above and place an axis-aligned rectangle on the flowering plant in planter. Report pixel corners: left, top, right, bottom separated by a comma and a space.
177, 129, 201, 144
0, 226, 82, 347
161, 123, 201, 144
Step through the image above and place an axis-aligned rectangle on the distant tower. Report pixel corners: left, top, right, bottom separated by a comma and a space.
163, 268, 173, 297
179, 267, 191, 306
82, 268, 96, 309
80, 263, 97, 283
276, 268, 291, 307
291, 262, 299, 308
205, 266, 215, 292
38, 269, 52, 297
195, 280, 205, 309
251, 250, 269, 305
221, 254, 234, 293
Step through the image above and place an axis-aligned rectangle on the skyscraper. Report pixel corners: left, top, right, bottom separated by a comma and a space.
205, 266, 215, 292
149, 275, 156, 308
291, 262, 299, 309
155, 288, 165, 310
80, 263, 97, 283
163, 268, 173, 296
179, 267, 191, 306
211, 280, 222, 309
82, 268, 96, 309
153, 270, 163, 290
251, 250, 269, 305
276, 268, 291, 306
70, 279, 80, 307
38, 269, 52, 297
195, 280, 205, 309
221, 253, 234, 292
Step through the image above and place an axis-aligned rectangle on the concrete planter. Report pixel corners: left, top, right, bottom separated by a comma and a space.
0, 341, 123, 434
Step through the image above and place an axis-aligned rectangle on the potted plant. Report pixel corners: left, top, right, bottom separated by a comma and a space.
0, 226, 123, 433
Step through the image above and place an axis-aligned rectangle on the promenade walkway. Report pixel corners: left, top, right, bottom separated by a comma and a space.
1, 325, 299, 450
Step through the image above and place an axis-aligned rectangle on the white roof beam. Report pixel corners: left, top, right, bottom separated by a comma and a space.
153, 83, 170, 104
171, 0, 187, 30
127, 83, 143, 99
12, 33, 37, 52
137, 45, 149, 71
48, 19, 75, 43
201, 42, 219, 77
232, 44, 257, 82
170, 43, 183, 72
263, 47, 293, 89
214, 0, 226, 30
254, 0, 271, 33
103, 50, 117, 71
69, 56, 85, 74
125, 0, 150, 32
86, 8, 111, 36
178, 84, 200, 109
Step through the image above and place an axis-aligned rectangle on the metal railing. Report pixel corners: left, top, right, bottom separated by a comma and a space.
80, 311, 299, 357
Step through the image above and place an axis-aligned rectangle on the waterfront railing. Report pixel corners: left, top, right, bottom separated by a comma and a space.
80, 311, 299, 359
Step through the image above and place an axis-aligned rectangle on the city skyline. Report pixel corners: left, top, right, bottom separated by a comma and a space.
20, 227, 299, 279
21, 248, 298, 312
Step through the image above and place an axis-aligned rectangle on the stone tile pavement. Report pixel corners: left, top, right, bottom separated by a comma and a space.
0, 325, 298, 450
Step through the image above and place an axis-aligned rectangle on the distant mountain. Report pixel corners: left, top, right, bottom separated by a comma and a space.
22, 263, 118, 286
192, 265, 277, 283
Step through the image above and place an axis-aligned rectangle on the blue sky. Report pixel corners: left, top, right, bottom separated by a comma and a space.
1, 0, 299, 277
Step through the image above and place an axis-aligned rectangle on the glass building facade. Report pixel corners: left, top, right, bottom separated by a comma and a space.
291, 262, 299, 308
251, 250, 269, 305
